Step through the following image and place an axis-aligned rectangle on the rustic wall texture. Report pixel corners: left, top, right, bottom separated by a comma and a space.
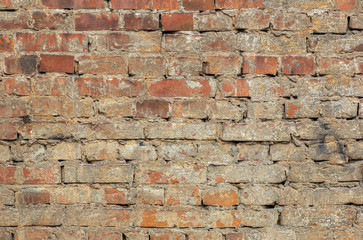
0, 0, 363, 239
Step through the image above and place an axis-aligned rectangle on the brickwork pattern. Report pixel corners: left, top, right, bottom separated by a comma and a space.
0, 0, 363, 239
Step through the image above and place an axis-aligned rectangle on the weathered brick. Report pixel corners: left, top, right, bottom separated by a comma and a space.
136, 100, 170, 118
271, 143, 308, 161
0, 231, 11, 240
146, 122, 217, 140
347, 141, 363, 160
75, 13, 119, 31
89, 230, 122, 240
309, 142, 346, 163
90, 32, 161, 52
317, 56, 355, 76
165, 186, 201, 206
201, 32, 236, 52
5, 55, 37, 75
136, 163, 206, 184
81, 121, 144, 140
137, 187, 164, 205
0, 99, 27, 117
202, 187, 238, 206
17, 33, 88, 52
39, 55, 74, 73
289, 163, 362, 183
149, 79, 213, 97
54, 186, 91, 204
243, 56, 278, 75
208, 164, 287, 184
98, 99, 133, 117
55, 229, 87, 240
0, 123, 17, 140
84, 141, 120, 161
153, 0, 180, 9
197, 142, 234, 165
124, 231, 149, 240
187, 231, 223, 240
103, 188, 133, 205
125, 13, 159, 30
121, 142, 157, 161
29, 97, 59, 116
282, 56, 315, 75
247, 102, 283, 120
21, 206, 63, 226
284, 100, 319, 118
320, 99, 357, 118
219, 79, 249, 97
222, 122, 293, 141
138, 209, 206, 227
272, 12, 311, 31
162, 34, 201, 53
167, 56, 202, 77
281, 206, 357, 227
240, 186, 280, 205
150, 231, 185, 240
0, 166, 16, 184
22, 166, 61, 184
235, 10, 270, 30
209, 209, 278, 228
0, 35, 13, 52
312, 12, 347, 33
111, 0, 153, 9
0, 208, 19, 226
209, 101, 245, 121
129, 56, 166, 77
350, 14, 363, 29
204, 55, 242, 75
63, 164, 133, 183
41, 0, 104, 8
17, 189, 50, 204
195, 12, 233, 31
78, 55, 127, 74
162, 13, 193, 31
309, 35, 363, 53
334, 0, 357, 10
48, 142, 82, 160
0, 145, 10, 163
237, 144, 269, 162
32, 11, 66, 30
15, 229, 51, 240
158, 142, 197, 161
0, 12, 29, 30
248, 77, 296, 101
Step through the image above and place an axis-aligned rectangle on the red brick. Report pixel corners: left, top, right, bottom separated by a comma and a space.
136, 100, 170, 118
161, 13, 193, 31
18, 189, 51, 204
0, 12, 29, 30
220, 79, 250, 97
204, 55, 242, 75
17, 33, 87, 52
240, 0, 265, 8
75, 13, 119, 31
0, 99, 27, 117
76, 77, 144, 96
0, 0, 12, 8
153, 0, 180, 9
202, 187, 238, 206
89, 231, 123, 240
2, 78, 31, 95
103, 188, 128, 205
282, 56, 315, 75
215, 0, 242, 8
111, 0, 153, 9
22, 167, 60, 184
243, 56, 278, 75
78, 56, 127, 74
129, 56, 166, 77
0, 35, 13, 52
32, 11, 66, 30
335, 0, 356, 9
124, 13, 159, 30
149, 79, 212, 97
39, 55, 74, 73
0, 166, 17, 184
41, 0, 104, 9
5, 55, 37, 74
183, 0, 214, 10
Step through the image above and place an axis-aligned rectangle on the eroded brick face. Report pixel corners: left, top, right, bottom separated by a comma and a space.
0, 1, 362, 239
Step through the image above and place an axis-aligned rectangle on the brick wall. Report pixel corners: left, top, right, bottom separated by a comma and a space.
0, 0, 362, 239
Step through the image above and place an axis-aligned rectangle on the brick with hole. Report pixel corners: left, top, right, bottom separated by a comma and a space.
161, 13, 193, 31
39, 55, 74, 73
124, 13, 159, 30
243, 56, 278, 75
75, 13, 119, 31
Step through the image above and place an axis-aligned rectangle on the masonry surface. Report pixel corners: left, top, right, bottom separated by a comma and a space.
0, 0, 362, 239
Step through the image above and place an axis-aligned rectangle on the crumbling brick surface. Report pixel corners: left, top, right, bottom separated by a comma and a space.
0, 0, 362, 239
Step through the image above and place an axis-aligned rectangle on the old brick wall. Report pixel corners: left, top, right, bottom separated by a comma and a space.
0, 0, 362, 239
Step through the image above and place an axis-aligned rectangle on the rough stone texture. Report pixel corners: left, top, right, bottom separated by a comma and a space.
0, 1, 362, 238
